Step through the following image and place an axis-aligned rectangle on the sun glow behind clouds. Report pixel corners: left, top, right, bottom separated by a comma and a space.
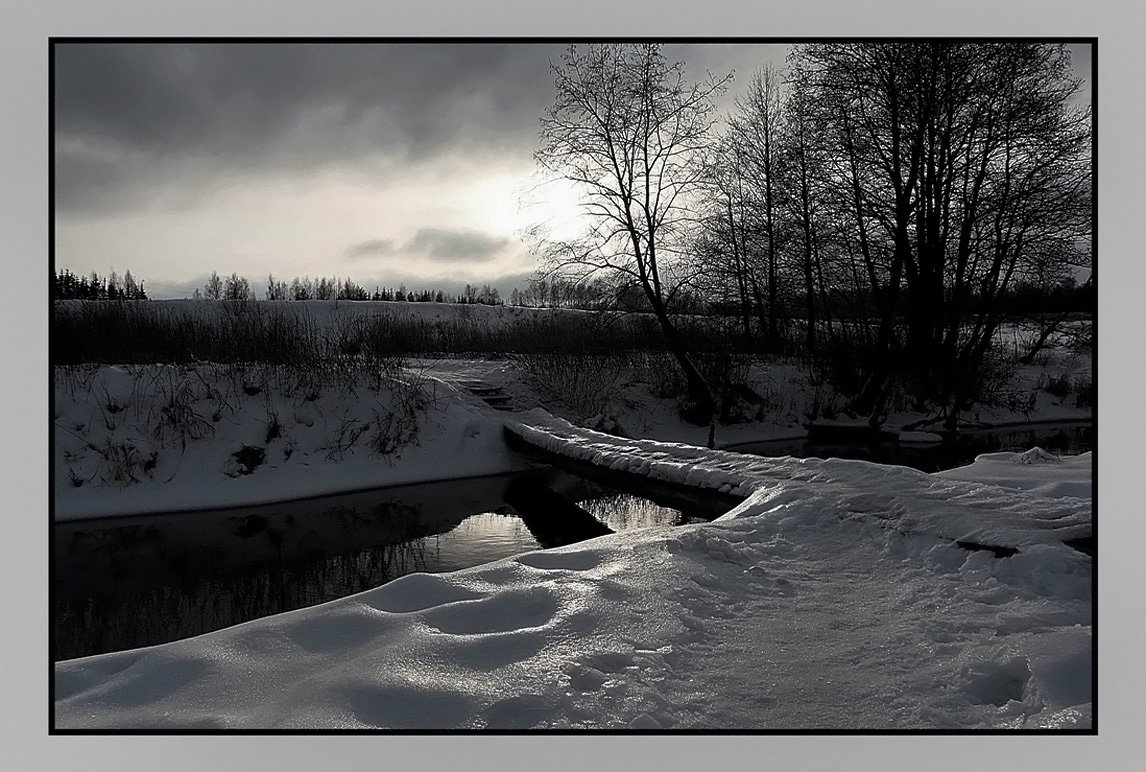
455, 169, 587, 247
456, 173, 525, 237
513, 174, 587, 244
54, 42, 1089, 297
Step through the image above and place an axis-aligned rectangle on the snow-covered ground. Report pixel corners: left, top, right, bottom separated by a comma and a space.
937, 447, 1093, 499
50, 300, 1094, 730
507, 412, 1091, 551
54, 417, 1092, 730
53, 363, 524, 520
54, 353, 1092, 522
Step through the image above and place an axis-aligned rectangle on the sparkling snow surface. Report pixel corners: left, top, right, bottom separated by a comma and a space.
54, 416, 1092, 730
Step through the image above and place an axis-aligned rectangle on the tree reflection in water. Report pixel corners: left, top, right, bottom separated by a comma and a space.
55, 513, 438, 660
579, 493, 708, 531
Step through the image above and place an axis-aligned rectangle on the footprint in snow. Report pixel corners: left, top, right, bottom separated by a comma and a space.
517, 550, 602, 572
628, 712, 663, 729
961, 657, 1032, 706
365, 573, 484, 614
565, 664, 610, 692
423, 587, 560, 636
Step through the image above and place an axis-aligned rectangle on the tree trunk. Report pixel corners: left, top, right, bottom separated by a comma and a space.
644, 287, 715, 436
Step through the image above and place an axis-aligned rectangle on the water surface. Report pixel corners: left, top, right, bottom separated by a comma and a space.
54, 469, 704, 660
727, 422, 1092, 473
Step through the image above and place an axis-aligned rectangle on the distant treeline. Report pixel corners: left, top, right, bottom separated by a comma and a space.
195, 271, 505, 306
249, 272, 691, 312
52, 269, 149, 300
992, 278, 1095, 317
52, 267, 1091, 321
191, 271, 662, 310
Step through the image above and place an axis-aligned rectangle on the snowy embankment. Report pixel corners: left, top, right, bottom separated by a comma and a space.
53, 364, 521, 520
55, 415, 1092, 730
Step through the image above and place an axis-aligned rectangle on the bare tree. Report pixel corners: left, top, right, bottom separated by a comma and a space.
265, 274, 289, 300
697, 132, 755, 338
534, 44, 731, 438
223, 272, 251, 301
793, 43, 1090, 426
203, 271, 223, 300
726, 65, 785, 343
775, 68, 830, 357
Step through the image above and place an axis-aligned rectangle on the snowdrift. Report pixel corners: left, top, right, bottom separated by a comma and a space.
54, 417, 1093, 730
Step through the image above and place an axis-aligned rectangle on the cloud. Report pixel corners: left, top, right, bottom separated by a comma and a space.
53, 42, 563, 214
54, 43, 1088, 219
402, 228, 509, 262
344, 239, 395, 259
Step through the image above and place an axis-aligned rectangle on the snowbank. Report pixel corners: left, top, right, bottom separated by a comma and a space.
55, 413, 1092, 730
937, 447, 1093, 500
53, 364, 523, 520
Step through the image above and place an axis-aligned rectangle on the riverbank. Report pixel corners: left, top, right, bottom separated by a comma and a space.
53, 355, 1093, 520
52, 364, 524, 520
52, 300, 1092, 519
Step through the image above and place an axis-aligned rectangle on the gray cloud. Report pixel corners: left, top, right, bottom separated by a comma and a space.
54, 42, 564, 214
54, 43, 1087, 218
402, 228, 509, 262
344, 239, 396, 259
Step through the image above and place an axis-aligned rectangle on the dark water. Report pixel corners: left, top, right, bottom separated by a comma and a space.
53, 469, 707, 661
726, 422, 1093, 474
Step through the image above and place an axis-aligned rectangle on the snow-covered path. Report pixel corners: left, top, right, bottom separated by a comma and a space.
54, 417, 1092, 730
639, 510, 1090, 729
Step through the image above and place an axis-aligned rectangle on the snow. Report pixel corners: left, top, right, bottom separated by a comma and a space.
937, 447, 1093, 500
54, 415, 1092, 730
50, 301, 1093, 729
506, 413, 1091, 551
53, 364, 524, 520
53, 304, 1093, 523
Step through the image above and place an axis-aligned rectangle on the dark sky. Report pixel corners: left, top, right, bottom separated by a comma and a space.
53, 42, 1089, 298
55, 44, 563, 213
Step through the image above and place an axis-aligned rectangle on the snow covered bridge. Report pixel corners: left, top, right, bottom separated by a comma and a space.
503, 409, 1093, 556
